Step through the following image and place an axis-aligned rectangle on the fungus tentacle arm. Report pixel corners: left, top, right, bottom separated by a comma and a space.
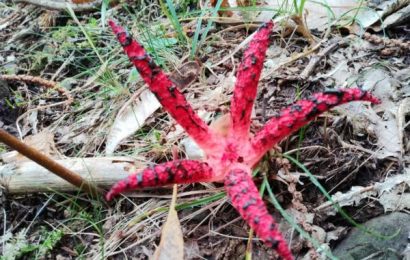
230, 22, 273, 141
108, 20, 219, 152
224, 166, 293, 260
106, 160, 214, 201
250, 88, 380, 163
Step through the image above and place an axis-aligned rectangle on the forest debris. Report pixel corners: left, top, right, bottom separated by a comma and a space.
0, 79, 10, 99
398, 97, 410, 155
105, 89, 160, 155
316, 168, 410, 215
168, 60, 201, 90
335, 67, 402, 159
152, 185, 184, 260
383, 4, 410, 28
287, 38, 347, 81
1, 129, 59, 163
210, 0, 276, 24
0, 129, 100, 196
0, 74, 73, 105
363, 32, 410, 56
300, 0, 358, 31
0, 156, 140, 194
355, 0, 410, 28
14, 0, 101, 11
210, 0, 233, 17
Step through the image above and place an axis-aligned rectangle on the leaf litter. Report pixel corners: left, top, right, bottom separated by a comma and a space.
0, 0, 409, 259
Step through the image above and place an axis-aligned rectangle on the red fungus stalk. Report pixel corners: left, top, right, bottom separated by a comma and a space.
107, 20, 380, 260
108, 21, 220, 153
230, 22, 272, 142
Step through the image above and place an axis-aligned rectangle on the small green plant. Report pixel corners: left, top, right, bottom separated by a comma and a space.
159, 0, 187, 43
283, 153, 400, 240
0, 228, 64, 260
292, 0, 307, 16
35, 229, 64, 258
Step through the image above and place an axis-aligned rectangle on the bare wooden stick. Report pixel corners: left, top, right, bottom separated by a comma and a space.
0, 129, 100, 196
299, 38, 347, 80
0, 156, 139, 194
14, 0, 101, 12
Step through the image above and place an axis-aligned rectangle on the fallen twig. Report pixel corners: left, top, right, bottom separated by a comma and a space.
364, 32, 410, 56
0, 74, 73, 104
14, 0, 101, 12
0, 155, 139, 194
0, 129, 100, 196
299, 38, 347, 80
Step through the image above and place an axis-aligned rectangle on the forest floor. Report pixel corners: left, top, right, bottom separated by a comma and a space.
0, 1, 409, 259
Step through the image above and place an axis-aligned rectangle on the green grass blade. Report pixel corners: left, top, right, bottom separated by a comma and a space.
283, 153, 400, 240
175, 192, 226, 210
190, 0, 223, 58
67, 6, 104, 64
263, 175, 338, 259
100, 0, 110, 29
190, 2, 210, 58
161, 0, 186, 43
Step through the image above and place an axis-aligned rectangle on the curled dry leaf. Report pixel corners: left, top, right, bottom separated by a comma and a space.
105, 90, 161, 155
2, 129, 58, 163
168, 60, 201, 90
355, 0, 410, 29
335, 67, 402, 159
106, 62, 200, 155
316, 169, 410, 215
152, 185, 184, 260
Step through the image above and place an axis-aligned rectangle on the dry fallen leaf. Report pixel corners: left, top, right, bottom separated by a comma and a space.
317, 168, 410, 215
2, 129, 58, 163
168, 61, 201, 90
106, 61, 201, 155
335, 67, 402, 159
152, 185, 184, 260
105, 89, 161, 155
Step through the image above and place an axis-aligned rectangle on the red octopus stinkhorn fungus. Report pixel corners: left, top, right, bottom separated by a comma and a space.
106, 20, 380, 260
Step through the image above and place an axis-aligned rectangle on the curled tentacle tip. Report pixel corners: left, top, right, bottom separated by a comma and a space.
105, 181, 127, 201
105, 193, 113, 201
353, 89, 381, 104
108, 20, 124, 36
366, 93, 382, 105
108, 19, 117, 29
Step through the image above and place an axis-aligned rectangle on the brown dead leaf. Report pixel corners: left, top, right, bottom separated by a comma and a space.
210, 0, 233, 17
168, 61, 201, 90
1, 129, 58, 163
152, 185, 184, 260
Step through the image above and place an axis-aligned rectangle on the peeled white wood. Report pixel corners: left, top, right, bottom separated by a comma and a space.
0, 157, 143, 194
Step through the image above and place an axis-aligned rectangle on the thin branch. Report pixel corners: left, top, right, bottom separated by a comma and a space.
14, 0, 101, 11
0, 129, 100, 197
0, 74, 73, 105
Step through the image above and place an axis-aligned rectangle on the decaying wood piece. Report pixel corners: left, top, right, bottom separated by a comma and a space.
0, 129, 100, 196
0, 157, 140, 194
14, 0, 101, 11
